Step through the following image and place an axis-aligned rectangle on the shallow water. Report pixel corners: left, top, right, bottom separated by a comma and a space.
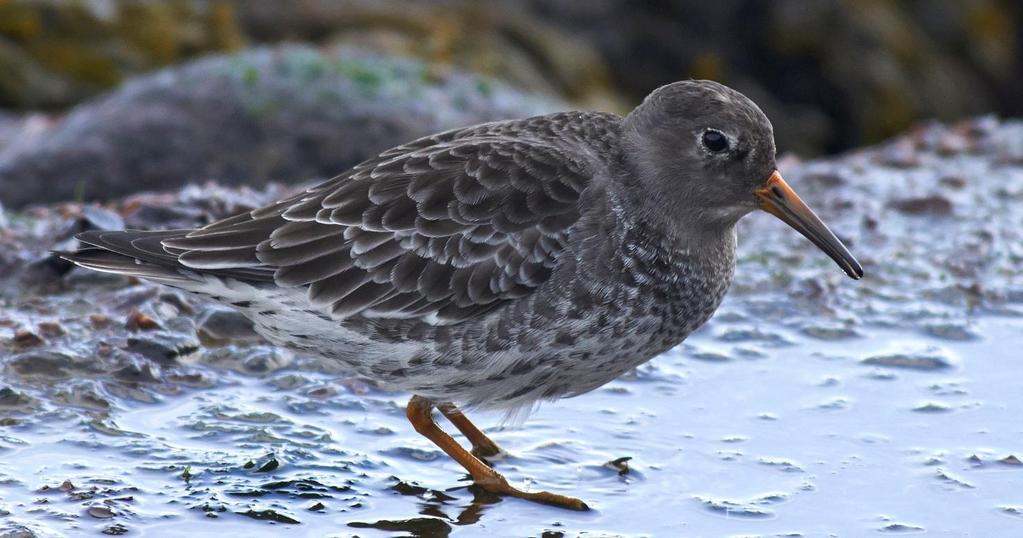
2, 118, 1023, 536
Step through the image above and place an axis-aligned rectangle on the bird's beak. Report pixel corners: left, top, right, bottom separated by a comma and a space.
755, 170, 863, 279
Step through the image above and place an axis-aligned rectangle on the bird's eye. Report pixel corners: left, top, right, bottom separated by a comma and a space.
702, 129, 729, 153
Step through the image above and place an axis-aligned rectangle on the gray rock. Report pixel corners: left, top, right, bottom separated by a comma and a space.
125, 330, 200, 362
8, 350, 79, 378
197, 307, 262, 345
0, 45, 561, 208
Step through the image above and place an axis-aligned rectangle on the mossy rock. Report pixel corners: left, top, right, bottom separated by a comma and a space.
0, 0, 244, 109
0, 45, 563, 208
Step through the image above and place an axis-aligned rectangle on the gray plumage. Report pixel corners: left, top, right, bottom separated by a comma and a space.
64, 80, 785, 411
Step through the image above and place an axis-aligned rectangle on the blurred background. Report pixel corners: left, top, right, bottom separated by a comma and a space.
0, 0, 1020, 207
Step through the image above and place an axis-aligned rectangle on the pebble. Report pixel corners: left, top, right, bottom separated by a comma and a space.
125, 332, 200, 362
861, 352, 952, 371
102, 524, 129, 535
196, 307, 261, 344
124, 309, 159, 331
9, 350, 78, 378
887, 195, 953, 216
999, 455, 1022, 466
36, 321, 65, 338
0, 387, 34, 408
912, 401, 952, 413
89, 313, 113, 328
12, 329, 43, 348
86, 505, 115, 519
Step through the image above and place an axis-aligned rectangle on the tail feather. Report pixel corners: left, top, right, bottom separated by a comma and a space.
59, 230, 275, 283
57, 246, 191, 282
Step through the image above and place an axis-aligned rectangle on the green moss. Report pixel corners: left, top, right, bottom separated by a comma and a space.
333, 61, 384, 93
475, 77, 493, 96
242, 65, 259, 86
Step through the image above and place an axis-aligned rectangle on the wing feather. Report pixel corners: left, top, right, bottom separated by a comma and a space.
149, 124, 599, 325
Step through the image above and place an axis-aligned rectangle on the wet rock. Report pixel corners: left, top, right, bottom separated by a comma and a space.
157, 292, 195, 315
887, 195, 953, 216
876, 140, 923, 168
998, 505, 1023, 518
348, 517, 453, 535
861, 351, 953, 371
912, 402, 952, 413
53, 380, 111, 410
935, 468, 975, 489
101, 524, 129, 536
801, 323, 860, 340
0, 45, 560, 208
17, 253, 76, 289
86, 505, 115, 519
999, 455, 1022, 466
89, 313, 113, 329
878, 522, 925, 533
0, 386, 34, 408
238, 509, 300, 524
244, 454, 281, 473
197, 307, 261, 345
239, 349, 292, 373
8, 350, 79, 379
938, 176, 968, 189
688, 351, 731, 362
124, 309, 159, 331
112, 360, 161, 386
0, 524, 39, 538
692, 495, 774, 519
922, 322, 979, 341
125, 331, 199, 362
12, 329, 43, 348
36, 321, 65, 338
757, 457, 805, 473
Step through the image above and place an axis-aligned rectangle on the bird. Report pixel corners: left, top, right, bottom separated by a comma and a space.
60, 80, 863, 511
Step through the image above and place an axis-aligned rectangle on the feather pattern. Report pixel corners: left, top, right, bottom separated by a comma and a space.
158, 114, 603, 324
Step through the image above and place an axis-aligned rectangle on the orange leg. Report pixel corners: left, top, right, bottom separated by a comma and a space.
405, 395, 588, 511
436, 402, 505, 460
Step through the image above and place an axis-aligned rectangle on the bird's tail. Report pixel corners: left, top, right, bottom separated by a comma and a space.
58, 228, 277, 284
57, 230, 195, 282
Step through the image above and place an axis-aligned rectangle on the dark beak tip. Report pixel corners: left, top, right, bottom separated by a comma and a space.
844, 260, 864, 280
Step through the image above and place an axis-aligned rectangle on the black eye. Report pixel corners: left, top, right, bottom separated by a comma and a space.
702, 130, 729, 152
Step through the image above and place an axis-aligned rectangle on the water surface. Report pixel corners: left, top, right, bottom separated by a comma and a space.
1, 119, 1022, 536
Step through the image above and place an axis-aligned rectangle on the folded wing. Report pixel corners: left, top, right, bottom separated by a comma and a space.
161, 132, 593, 325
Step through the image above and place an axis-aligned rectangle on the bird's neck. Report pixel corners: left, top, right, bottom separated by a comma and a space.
606, 178, 738, 258
604, 186, 738, 291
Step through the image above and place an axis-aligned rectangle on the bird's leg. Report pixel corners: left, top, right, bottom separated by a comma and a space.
405, 395, 588, 511
436, 402, 505, 460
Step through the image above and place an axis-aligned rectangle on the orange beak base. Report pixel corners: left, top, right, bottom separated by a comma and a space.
755, 171, 863, 279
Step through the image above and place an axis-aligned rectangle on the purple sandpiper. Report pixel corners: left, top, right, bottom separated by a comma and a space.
62, 80, 862, 510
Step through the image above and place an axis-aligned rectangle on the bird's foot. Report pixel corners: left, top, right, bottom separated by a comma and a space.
475, 473, 589, 511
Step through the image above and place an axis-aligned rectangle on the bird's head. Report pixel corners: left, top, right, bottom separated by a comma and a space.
622, 79, 862, 279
